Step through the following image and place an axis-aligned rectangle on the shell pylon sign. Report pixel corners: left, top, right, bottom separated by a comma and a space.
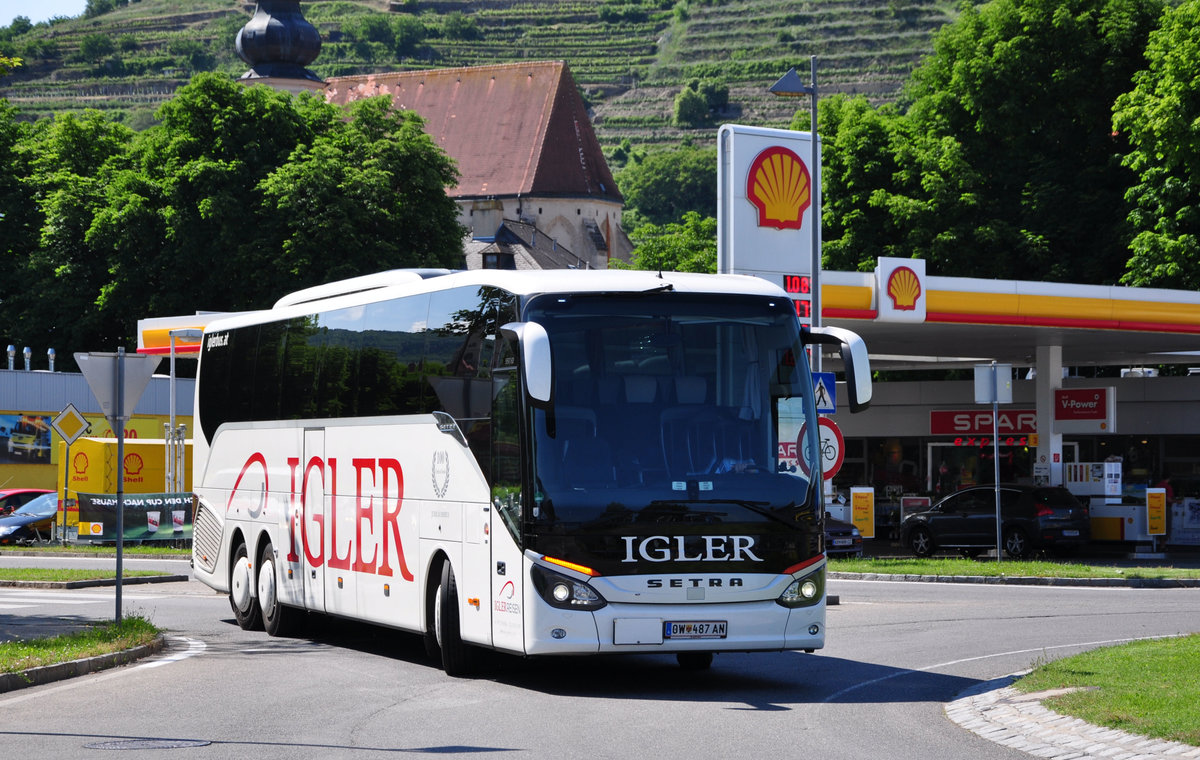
747, 146, 811, 230
717, 124, 819, 324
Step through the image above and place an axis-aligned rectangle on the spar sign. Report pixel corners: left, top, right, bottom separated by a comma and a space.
717, 124, 819, 324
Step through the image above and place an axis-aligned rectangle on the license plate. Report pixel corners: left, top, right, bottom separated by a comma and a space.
1062, 529, 1079, 537
832, 538, 853, 546
664, 621, 727, 639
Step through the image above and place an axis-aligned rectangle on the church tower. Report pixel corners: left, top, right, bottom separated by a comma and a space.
235, 1, 324, 93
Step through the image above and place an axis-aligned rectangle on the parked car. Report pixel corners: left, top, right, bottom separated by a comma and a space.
0, 491, 58, 544
0, 487, 53, 516
824, 514, 863, 557
899, 484, 1090, 559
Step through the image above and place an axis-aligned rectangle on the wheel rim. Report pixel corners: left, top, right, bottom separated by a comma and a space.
231, 555, 253, 611
1006, 531, 1025, 555
913, 530, 929, 554
258, 557, 276, 617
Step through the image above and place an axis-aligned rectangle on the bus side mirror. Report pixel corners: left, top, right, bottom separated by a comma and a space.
806, 326, 872, 413
500, 322, 553, 407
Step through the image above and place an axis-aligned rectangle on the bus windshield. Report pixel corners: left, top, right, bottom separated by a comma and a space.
524, 291, 820, 574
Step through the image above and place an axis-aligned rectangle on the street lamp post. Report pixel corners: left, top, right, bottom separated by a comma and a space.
769, 57, 821, 372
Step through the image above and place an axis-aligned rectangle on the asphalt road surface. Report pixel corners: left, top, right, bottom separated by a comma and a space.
1, 572, 1197, 759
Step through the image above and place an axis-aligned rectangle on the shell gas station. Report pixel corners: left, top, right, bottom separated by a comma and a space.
719, 123, 1200, 550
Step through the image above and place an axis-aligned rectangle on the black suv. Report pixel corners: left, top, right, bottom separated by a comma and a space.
900, 485, 1090, 559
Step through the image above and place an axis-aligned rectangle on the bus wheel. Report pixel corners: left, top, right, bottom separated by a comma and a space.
677, 652, 713, 671
229, 541, 262, 631
435, 562, 476, 677
258, 543, 301, 637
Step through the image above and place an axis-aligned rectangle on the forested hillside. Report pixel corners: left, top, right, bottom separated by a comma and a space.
0, 0, 959, 150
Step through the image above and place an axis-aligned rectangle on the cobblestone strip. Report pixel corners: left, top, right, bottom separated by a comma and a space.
946, 677, 1200, 760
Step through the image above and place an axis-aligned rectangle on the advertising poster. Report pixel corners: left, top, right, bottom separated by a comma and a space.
77, 492, 192, 542
1146, 488, 1166, 537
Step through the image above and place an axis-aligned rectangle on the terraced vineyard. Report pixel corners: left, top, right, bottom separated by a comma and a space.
0, 0, 959, 151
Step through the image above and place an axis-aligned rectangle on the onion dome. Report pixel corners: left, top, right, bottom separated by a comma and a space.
236, 1, 322, 83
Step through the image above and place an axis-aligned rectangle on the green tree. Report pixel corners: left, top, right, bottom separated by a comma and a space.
10, 111, 134, 353
392, 16, 427, 58
78, 33, 115, 62
616, 144, 716, 229
83, 74, 463, 339
258, 96, 465, 284
441, 12, 482, 41
808, 94, 911, 272
0, 100, 38, 343
672, 85, 709, 128
819, 0, 1162, 283
1114, 0, 1200, 289
615, 211, 717, 273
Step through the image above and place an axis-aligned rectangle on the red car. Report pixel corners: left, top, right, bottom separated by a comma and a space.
0, 488, 53, 517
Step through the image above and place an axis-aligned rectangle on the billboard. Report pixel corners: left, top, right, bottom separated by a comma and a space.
76, 492, 192, 541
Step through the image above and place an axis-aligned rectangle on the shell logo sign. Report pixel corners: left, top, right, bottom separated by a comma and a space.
875, 256, 927, 323
746, 146, 811, 230
716, 124, 817, 298
886, 266, 921, 310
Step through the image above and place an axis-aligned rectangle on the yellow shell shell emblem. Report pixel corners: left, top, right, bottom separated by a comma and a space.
746, 146, 811, 230
886, 266, 922, 310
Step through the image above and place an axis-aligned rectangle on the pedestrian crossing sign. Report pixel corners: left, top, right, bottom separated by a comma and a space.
813, 373, 836, 413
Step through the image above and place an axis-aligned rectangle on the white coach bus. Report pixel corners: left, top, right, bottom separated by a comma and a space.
189, 268, 871, 674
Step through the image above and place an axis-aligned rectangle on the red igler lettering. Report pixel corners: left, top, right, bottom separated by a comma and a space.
286, 456, 301, 562
378, 458, 414, 581
301, 456, 325, 567
327, 458, 353, 571
352, 458, 378, 574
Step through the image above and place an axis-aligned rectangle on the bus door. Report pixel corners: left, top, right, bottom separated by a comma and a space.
462, 500, 492, 646
302, 428, 328, 614
489, 497, 525, 653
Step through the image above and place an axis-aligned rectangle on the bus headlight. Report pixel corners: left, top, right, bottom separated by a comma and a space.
776, 567, 824, 609
531, 565, 607, 611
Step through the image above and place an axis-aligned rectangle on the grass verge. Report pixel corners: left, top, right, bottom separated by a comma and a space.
0, 615, 161, 675
0, 568, 170, 583
0, 543, 189, 556
1015, 634, 1200, 747
827, 557, 1200, 580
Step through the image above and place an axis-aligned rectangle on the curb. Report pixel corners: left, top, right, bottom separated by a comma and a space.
946, 673, 1200, 759
0, 575, 191, 589
828, 571, 1200, 588
0, 635, 167, 694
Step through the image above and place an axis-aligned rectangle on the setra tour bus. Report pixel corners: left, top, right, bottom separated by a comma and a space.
189, 268, 871, 674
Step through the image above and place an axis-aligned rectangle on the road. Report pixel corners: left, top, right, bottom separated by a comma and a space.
1, 569, 1197, 759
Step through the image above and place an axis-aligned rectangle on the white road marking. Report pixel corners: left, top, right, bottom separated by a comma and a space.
138, 636, 207, 669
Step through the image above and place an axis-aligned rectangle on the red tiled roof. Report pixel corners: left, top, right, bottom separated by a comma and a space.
325, 61, 622, 203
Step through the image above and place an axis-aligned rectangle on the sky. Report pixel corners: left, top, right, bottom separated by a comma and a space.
2, 0, 88, 28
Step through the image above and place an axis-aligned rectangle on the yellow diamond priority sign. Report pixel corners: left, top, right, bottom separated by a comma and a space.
51, 403, 90, 445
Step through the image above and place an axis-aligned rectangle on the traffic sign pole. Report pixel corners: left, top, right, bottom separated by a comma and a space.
75, 349, 161, 624
50, 404, 90, 544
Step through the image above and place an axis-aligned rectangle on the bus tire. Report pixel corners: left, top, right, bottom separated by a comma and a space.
423, 567, 442, 663
229, 541, 263, 631
435, 562, 476, 677
258, 542, 302, 637
677, 652, 713, 671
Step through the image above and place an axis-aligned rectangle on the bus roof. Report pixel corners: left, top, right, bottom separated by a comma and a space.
202, 269, 791, 334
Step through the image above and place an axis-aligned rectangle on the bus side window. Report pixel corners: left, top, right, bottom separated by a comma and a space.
492, 349, 523, 541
